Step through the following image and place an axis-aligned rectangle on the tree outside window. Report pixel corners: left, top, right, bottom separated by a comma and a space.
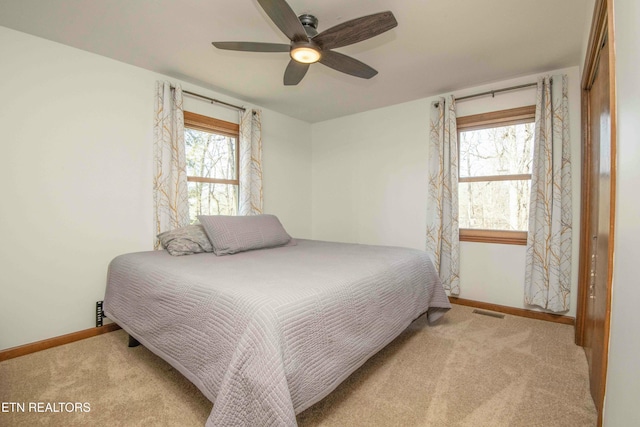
184, 111, 239, 223
457, 106, 536, 245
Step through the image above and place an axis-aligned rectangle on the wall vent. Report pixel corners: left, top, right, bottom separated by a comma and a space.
472, 309, 505, 319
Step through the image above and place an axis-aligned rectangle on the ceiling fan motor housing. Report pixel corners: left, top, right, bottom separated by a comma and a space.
298, 14, 319, 37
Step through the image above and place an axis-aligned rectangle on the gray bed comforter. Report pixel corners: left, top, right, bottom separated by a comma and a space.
104, 239, 450, 426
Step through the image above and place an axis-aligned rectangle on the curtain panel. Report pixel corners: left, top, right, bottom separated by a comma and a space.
524, 75, 572, 313
238, 109, 263, 216
426, 96, 460, 295
153, 81, 189, 249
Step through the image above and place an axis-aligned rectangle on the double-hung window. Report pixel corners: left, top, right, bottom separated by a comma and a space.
457, 106, 536, 245
184, 111, 239, 222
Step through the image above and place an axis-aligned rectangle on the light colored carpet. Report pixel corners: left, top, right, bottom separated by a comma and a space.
0, 305, 596, 426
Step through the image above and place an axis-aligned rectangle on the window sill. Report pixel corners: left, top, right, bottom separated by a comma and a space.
459, 229, 527, 245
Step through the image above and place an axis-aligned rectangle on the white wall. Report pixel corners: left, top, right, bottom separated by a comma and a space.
311, 97, 431, 250
0, 26, 312, 351
311, 66, 581, 317
603, 0, 640, 424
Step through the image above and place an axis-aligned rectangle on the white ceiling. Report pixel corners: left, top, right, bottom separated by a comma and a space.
0, 0, 590, 123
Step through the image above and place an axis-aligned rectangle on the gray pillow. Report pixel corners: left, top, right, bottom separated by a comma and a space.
198, 214, 293, 256
157, 224, 214, 256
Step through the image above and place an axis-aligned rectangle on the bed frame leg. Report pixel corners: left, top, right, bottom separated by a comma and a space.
128, 335, 140, 348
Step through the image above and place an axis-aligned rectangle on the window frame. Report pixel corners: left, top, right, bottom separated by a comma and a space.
456, 105, 536, 245
183, 111, 240, 215
183, 111, 240, 186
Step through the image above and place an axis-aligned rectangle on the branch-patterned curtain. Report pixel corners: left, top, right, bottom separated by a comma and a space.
153, 81, 189, 249
427, 96, 460, 295
524, 75, 572, 312
238, 109, 263, 215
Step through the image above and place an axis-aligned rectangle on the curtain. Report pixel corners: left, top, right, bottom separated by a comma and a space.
238, 109, 263, 215
426, 96, 460, 295
153, 81, 189, 249
524, 75, 572, 312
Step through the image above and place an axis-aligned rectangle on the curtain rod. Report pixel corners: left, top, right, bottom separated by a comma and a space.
170, 85, 246, 111
183, 90, 246, 112
455, 82, 538, 102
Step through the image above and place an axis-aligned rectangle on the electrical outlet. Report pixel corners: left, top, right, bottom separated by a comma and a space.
96, 301, 104, 327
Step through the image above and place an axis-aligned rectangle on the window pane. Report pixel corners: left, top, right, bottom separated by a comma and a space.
459, 123, 534, 178
459, 180, 531, 231
185, 128, 237, 180
188, 182, 238, 222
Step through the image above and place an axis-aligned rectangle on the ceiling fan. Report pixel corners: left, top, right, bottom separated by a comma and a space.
212, 0, 398, 86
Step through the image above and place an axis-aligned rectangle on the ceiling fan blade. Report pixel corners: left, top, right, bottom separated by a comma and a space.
319, 50, 378, 79
313, 11, 397, 50
212, 41, 290, 52
257, 0, 308, 42
283, 60, 309, 85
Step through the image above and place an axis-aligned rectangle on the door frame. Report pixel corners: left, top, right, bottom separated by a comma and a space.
575, 0, 617, 424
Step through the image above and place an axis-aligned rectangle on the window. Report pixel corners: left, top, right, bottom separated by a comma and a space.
457, 106, 536, 245
184, 111, 239, 223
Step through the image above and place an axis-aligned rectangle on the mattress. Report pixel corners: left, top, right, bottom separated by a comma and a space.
104, 239, 450, 426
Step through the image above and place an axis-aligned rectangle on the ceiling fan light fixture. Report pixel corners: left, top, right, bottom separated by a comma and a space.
290, 45, 321, 64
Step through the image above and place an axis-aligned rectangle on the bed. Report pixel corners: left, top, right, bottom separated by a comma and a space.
104, 238, 450, 426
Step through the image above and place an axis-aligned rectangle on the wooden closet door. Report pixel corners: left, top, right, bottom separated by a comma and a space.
584, 36, 611, 415
576, 1, 616, 424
